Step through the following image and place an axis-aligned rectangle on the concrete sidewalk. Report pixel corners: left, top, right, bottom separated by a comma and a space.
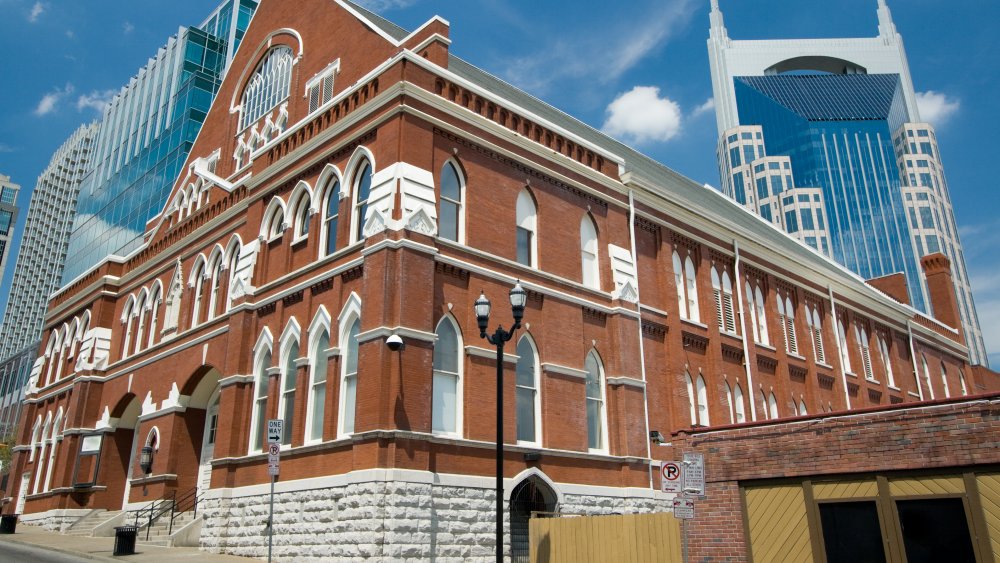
0, 524, 255, 561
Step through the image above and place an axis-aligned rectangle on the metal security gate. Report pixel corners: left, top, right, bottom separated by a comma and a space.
511, 479, 555, 562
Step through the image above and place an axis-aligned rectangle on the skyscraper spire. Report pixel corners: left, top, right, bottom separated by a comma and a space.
877, 0, 898, 41
709, 0, 728, 40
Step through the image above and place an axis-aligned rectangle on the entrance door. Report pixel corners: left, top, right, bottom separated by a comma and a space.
197, 394, 220, 496
121, 429, 140, 509
15, 472, 30, 514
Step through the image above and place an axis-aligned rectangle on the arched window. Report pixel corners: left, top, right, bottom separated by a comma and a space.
580, 215, 599, 289
940, 362, 950, 398
264, 202, 285, 241
515, 189, 537, 267
240, 45, 294, 131
322, 178, 341, 256
711, 268, 735, 333
352, 161, 373, 243
432, 317, 463, 436
799, 399, 807, 416
696, 375, 709, 426
515, 335, 540, 444
877, 334, 895, 387
120, 298, 135, 360
855, 324, 873, 380
224, 240, 241, 311
959, 369, 968, 396
685, 257, 700, 322
164, 271, 183, 333
306, 326, 329, 444
292, 190, 312, 240
777, 294, 797, 355
733, 383, 746, 423
724, 381, 735, 424
133, 293, 147, 355
838, 319, 852, 373
33, 413, 52, 495
673, 252, 686, 316
754, 285, 769, 345
439, 162, 464, 242
249, 332, 272, 453
759, 390, 769, 420
585, 352, 607, 451
147, 283, 161, 349
43, 408, 63, 492
807, 306, 825, 364
768, 392, 779, 419
29, 416, 41, 462
920, 354, 934, 400
207, 252, 224, 321
278, 320, 300, 447
339, 315, 361, 437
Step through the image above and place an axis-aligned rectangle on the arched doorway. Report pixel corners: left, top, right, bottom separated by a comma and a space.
197, 388, 220, 497
509, 477, 558, 562
114, 396, 141, 509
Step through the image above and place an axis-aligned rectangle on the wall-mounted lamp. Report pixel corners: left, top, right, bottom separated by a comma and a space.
139, 446, 154, 475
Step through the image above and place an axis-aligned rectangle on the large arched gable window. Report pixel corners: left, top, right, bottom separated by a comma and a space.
240, 45, 294, 131
515, 335, 541, 445
439, 161, 464, 243
351, 159, 374, 243
278, 318, 301, 447
580, 214, 599, 289
584, 351, 608, 452
432, 316, 463, 436
249, 328, 273, 453
515, 189, 537, 267
306, 306, 331, 444
338, 294, 362, 438
317, 164, 343, 257
289, 181, 314, 242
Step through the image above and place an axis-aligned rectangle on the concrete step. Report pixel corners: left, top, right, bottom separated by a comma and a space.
136, 539, 173, 547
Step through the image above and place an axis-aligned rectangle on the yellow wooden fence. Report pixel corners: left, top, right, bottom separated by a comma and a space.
529, 512, 683, 563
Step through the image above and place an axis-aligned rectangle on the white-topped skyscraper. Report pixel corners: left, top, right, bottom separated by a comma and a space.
707, 0, 987, 365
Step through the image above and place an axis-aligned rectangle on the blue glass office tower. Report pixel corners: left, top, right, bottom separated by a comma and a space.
708, 0, 989, 365
61, 0, 258, 285
732, 73, 924, 311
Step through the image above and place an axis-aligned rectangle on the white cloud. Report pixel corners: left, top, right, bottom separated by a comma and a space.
352, 0, 417, 11
0, 144, 15, 153
34, 83, 74, 116
76, 89, 117, 113
691, 98, 715, 118
915, 91, 960, 126
602, 86, 683, 144
501, 0, 694, 96
122, 21, 134, 34
65, 29, 74, 39
28, 1, 44, 23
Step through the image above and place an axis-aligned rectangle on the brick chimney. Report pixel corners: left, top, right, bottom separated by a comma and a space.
920, 253, 963, 337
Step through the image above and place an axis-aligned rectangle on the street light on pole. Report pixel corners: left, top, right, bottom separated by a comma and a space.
475, 280, 527, 562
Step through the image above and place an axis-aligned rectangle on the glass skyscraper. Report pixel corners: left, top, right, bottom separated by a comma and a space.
61, 0, 258, 285
708, 0, 988, 365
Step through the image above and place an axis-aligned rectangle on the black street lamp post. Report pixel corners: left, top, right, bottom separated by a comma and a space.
475, 280, 527, 562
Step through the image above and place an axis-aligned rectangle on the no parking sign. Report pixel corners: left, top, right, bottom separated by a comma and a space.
660, 461, 684, 493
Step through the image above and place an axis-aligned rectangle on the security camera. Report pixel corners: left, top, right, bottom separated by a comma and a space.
386, 334, 404, 351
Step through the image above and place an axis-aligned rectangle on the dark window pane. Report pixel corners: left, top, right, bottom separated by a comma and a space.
516, 227, 532, 266
897, 498, 975, 563
819, 501, 886, 563
440, 201, 457, 241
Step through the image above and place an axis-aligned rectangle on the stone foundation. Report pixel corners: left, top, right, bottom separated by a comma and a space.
18, 508, 90, 532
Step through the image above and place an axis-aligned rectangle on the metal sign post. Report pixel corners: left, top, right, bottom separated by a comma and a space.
266, 420, 282, 563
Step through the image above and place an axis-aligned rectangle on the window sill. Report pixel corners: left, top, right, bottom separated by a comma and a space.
680, 318, 708, 329
887, 385, 901, 392
291, 235, 309, 247
865, 378, 881, 385
845, 371, 858, 378
755, 343, 776, 352
816, 361, 832, 370
786, 353, 806, 361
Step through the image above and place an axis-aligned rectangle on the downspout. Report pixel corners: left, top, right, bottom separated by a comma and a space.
628, 190, 654, 490
906, 320, 924, 401
827, 285, 852, 410
732, 240, 757, 421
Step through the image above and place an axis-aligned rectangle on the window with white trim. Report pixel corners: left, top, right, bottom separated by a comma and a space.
759, 390, 769, 420
959, 369, 968, 396
724, 381, 735, 424
754, 285, 769, 345
147, 285, 161, 348
673, 251, 700, 322
685, 371, 709, 426
278, 334, 299, 447
207, 254, 223, 321
838, 319, 852, 373
339, 317, 360, 437
921, 354, 935, 400
439, 162, 464, 243
580, 215, 599, 289
855, 324, 873, 380
768, 392, 779, 419
191, 259, 206, 327
133, 294, 147, 355
807, 306, 825, 364
292, 191, 311, 240
515, 189, 537, 267
352, 161, 373, 243
306, 329, 329, 444
249, 345, 271, 453
306, 60, 339, 113
432, 317, 463, 436
323, 178, 341, 256
877, 334, 895, 387
711, 267, 736, 333
776, 293, 798, 355
515, 335, 540, 444
799, 399, 807, 416
240, 46, 294, 131
585, 352, 607, 451
940, 361, 950, 398
733, 383, 746, 423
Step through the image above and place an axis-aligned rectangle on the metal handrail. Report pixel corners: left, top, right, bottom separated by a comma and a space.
168, 487, 202, 535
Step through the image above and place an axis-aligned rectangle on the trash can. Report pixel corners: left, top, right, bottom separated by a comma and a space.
0, 514, 17, 534
113, 525, 138, 556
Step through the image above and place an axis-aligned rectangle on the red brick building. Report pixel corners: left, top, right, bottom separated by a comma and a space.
3, 1, 996, 560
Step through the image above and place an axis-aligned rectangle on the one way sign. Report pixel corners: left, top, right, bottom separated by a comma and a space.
660, 461, 684, 493
267, 419, 283, 444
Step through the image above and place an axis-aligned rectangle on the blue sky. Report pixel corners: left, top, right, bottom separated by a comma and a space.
0, 0, 996, 365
